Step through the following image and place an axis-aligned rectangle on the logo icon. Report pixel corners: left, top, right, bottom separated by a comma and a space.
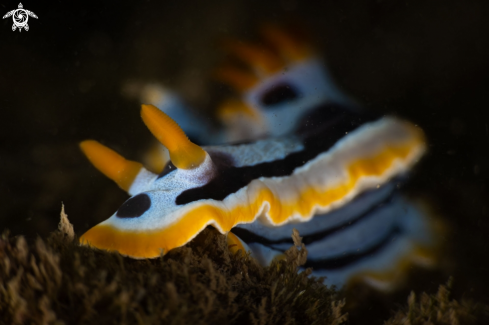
3, 3, 38, 32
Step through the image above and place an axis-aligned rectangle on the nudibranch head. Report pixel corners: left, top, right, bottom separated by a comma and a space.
215, 24, 349, 141
80, 105, 217, 257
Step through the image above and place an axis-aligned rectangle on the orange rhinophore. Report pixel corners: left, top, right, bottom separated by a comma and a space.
80, 140, 142, 192
141, 104, 206, 170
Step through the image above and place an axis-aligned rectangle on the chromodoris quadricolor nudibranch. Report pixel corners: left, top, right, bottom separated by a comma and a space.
80, 25, 440, 290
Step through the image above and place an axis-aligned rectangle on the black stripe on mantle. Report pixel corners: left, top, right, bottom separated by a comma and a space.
176, 103, 378, 205
230, 189, 396, 247
303, 225, 402, 270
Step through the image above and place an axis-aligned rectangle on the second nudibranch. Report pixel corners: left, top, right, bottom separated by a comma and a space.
80, 103, 426, 261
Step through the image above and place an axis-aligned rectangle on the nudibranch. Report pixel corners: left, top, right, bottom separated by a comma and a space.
80, 25, 440, 290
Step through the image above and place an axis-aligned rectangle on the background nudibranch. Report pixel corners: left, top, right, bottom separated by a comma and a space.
80, 25, 440, 291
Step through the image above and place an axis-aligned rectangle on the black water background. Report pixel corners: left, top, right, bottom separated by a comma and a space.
0, 0, 488, 323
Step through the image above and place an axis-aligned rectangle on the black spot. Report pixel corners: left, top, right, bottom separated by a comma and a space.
116, 193, 151, 218
260, 83, 300, 106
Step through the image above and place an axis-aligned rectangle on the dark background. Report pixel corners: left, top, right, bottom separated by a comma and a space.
1, 0, 488, 317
